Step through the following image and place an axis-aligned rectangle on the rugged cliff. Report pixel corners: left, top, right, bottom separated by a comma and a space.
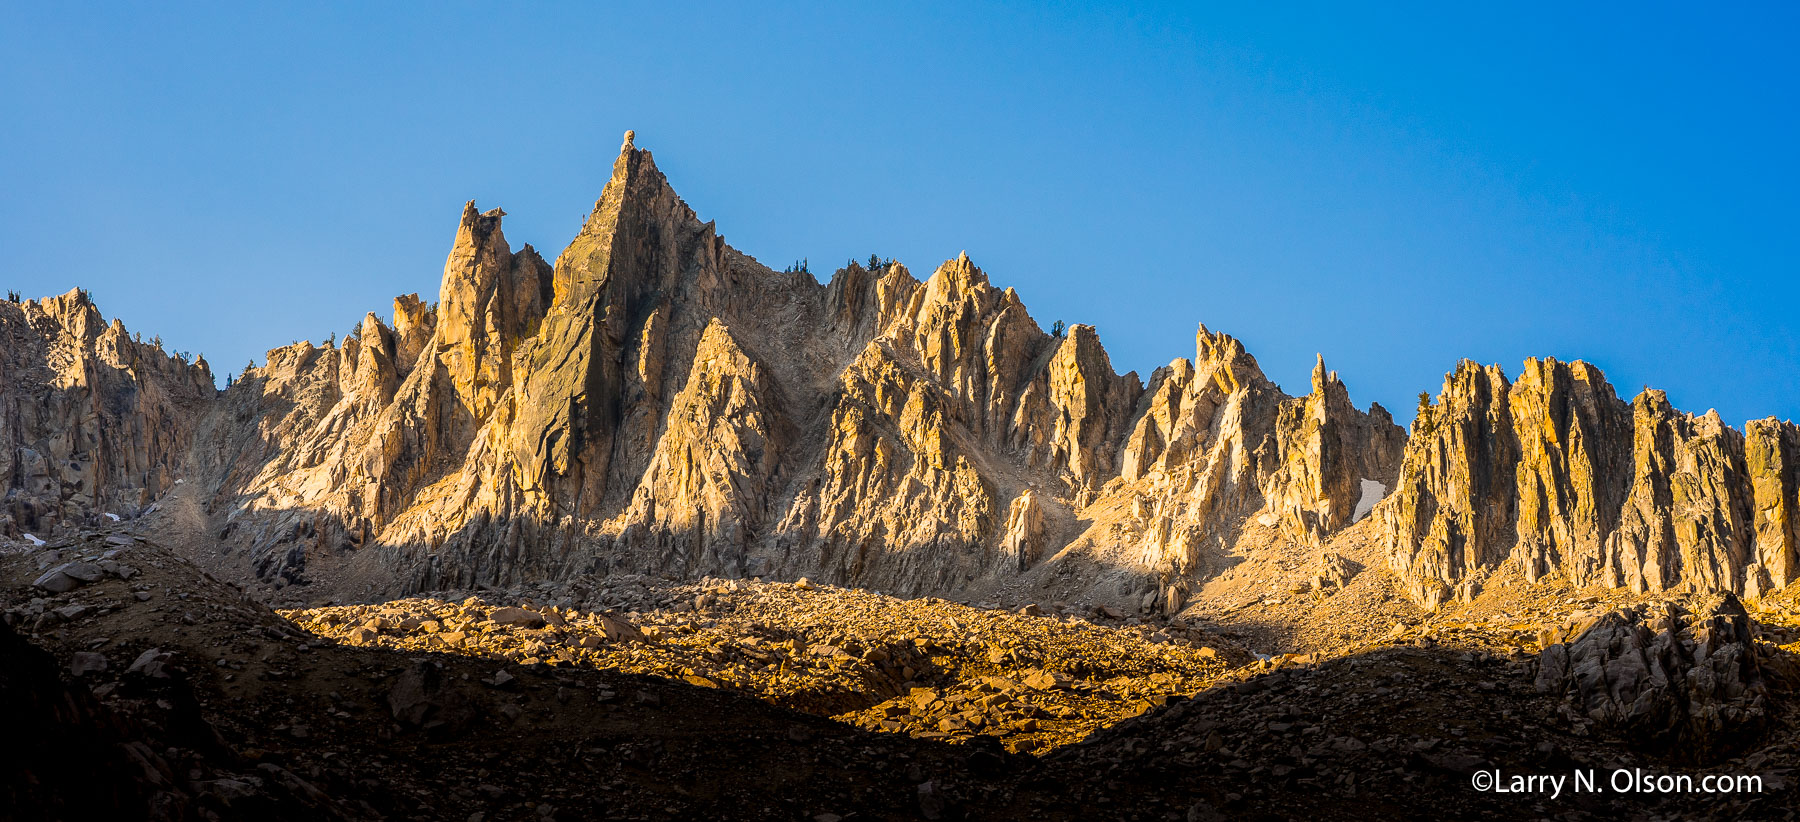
0, 290, 214, 539
4, 134, 1795, 612
1051, 329, 1406, 607
1383, 357, 1800, 608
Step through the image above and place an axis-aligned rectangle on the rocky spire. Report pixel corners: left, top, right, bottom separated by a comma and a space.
436, 202, 547, 419
612, 318, 788, 576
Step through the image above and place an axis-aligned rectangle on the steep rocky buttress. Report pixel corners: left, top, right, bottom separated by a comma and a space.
1383, 357, 1800, 608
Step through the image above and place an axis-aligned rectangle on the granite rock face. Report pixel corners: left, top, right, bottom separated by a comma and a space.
1260, 355, 1408, 546
613, 318, 790, 576
1383, 357, 1800, 608
1075, 329, 1405, 582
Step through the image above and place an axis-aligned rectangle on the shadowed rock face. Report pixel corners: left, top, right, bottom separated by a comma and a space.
3, 134, 1795, 610
1533, 595, 1768, 757
0, 290, 215, 537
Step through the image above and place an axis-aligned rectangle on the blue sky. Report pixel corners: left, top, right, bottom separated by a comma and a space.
4, 2, 1796, 426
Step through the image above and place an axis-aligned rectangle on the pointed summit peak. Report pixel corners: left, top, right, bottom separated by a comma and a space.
457, 199, 505, 225
552, 131, 695, 307
1195, 323, 1240, 355
1193, 322, 1268, 391
698, 316, 740, 353
919, 252, 991, 308
359, 311, 390, 342
700, 315, 731, 339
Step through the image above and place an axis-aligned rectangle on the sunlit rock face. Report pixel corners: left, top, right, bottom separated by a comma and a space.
1061, 327, 1406, 584
166, 136, 1413, 599
4, 133, 1795, 610
613, 318, 789, 577
1381, 357, 1800, 608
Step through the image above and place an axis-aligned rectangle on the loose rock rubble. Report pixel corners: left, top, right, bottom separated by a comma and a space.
29, 544, 139, 594
285, 575, 1239, 753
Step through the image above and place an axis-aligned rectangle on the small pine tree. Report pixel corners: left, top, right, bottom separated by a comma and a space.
1413, 391, 1435, 435
1051, 320, 1066, 338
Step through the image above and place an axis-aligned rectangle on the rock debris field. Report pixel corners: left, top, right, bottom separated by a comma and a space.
284, 575, 1241, 754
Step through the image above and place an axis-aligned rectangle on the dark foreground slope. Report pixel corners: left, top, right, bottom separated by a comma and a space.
8, 531, 1800, 821
1, 534, 1002, 821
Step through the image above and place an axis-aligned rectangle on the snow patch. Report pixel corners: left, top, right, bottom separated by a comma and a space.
1351, 478, 1388, 523
105, 512, 120, 522
23, 533, 45, 547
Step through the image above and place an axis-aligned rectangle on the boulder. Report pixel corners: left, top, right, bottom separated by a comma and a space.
69, 651, 108, 677
387, 659, 472, 736
33, 561, 104, 593
487, 607, 546, 629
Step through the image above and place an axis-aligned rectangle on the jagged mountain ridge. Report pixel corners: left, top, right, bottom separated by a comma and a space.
0, 291, 215, 536
3, 132, 1796, 611
1385, 357, 1800, 608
